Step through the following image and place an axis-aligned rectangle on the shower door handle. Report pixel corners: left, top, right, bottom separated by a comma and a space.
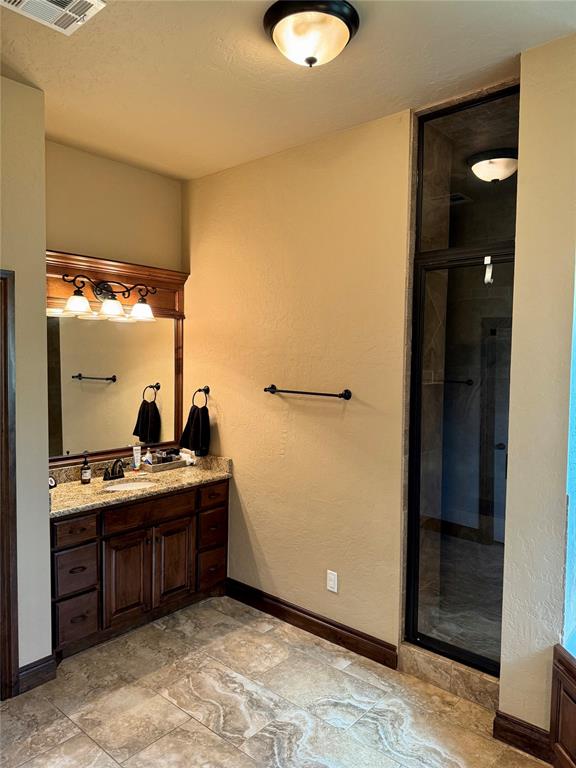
495, 443, 506, 450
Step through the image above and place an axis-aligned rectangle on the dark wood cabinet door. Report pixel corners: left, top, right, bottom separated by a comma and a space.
103, 529, 152, 628
153, 517, 195, 608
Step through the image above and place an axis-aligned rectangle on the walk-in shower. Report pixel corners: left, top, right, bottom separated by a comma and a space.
406, 88, 519, 674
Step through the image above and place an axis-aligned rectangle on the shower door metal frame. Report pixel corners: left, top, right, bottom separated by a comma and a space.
405, 244, 514, 677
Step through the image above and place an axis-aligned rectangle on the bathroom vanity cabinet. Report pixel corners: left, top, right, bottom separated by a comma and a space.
50, 479, 229, 657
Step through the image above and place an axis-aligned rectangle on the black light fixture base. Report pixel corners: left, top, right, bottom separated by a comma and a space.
263, 1, 360, 43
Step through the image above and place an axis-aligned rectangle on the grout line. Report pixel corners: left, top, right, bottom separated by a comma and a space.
14, 731, 80, 768
118, 718, 191, 764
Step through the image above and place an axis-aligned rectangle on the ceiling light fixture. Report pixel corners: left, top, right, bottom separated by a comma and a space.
467, 149, 518, 183
263, 0, 360, 68
61, 274, 157, 321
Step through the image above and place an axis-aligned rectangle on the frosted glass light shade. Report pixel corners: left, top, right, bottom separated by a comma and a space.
64, 290, 91, 315
130, 298, 155, 322
109, 315, 136, 323
264, 1, 359, 68
99, 296, 125, 318
78, 312, 104, 320
273, 11, 350, 66
468, 150, 518, 183
47, 307, 75, 318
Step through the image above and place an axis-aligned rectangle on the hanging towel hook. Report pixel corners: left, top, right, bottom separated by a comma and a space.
192, 385, 210, 407
484, 256, 494, 285
142, 382, 160, 401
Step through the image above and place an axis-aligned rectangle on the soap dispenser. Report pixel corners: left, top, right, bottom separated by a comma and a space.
81, 452, 92, 485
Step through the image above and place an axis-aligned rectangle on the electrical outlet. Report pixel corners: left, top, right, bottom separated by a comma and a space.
326, 570, 338, 593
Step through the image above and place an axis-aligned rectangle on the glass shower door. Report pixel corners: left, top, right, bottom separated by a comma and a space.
408, 259, 514, 672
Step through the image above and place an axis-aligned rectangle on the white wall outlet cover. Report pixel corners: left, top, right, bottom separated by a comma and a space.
326, 570, 338, 593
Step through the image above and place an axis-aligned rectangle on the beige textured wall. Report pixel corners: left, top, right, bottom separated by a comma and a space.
500, 34, 576, 728
57, 318, 175, 456
46, 141, 185, 271
184, 112, 412, 642
0, 77, 52, 666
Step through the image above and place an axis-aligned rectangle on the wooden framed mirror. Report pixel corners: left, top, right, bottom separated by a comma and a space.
46, 251, 187, 467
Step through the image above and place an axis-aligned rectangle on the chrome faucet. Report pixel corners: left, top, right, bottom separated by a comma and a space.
103, 458, 125, 481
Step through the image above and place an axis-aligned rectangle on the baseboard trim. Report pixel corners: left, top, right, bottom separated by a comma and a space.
226, 578, 397, 670
493, 710, 552, 764
18, 654, 57, 694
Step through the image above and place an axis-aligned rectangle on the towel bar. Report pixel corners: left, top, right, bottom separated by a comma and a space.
264, 385, 352, 400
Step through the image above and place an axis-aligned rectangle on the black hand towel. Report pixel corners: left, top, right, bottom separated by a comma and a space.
179, 404, 210, 456
133, 399, 161, 444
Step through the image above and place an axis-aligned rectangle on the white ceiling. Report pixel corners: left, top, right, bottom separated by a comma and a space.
2, 0, 575, 179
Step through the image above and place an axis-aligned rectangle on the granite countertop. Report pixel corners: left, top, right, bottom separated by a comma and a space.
49, 457, 232, 519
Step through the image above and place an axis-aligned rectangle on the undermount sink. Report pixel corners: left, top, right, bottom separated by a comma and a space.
103, 481, 155, 492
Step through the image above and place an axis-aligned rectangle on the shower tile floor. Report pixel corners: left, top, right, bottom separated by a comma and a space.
1, 597, 544, 767
418, 530, 504, 663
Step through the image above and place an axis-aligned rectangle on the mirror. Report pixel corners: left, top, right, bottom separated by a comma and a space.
47, 316, 176, 458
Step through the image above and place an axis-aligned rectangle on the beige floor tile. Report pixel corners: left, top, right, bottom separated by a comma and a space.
151, 653, 291, 745
40, 644, 136, 715
99, 622, 194, 681
204, 624, 292, 677
153, 602, 243, 648
492, 748, 551, 767
450, 697, 495, 738
0, 690, 79, 768
17, 733, 120, 767
349, 699, 506, 768
240, 706, 400, 768
139, 650, 209, 692
68, 683, 189, 763
123, 718, 256, 767
267, 621, 358, 670
344, 656, 461, 716
256, 651, 383, 729
205, 596, 282, 633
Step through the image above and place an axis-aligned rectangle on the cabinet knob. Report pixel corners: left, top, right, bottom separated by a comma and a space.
209, 525, 219, 531
69, 566, 86, 574
208, 492, 218, 499
72, 527, 86, 534
208, 565, 218, 573
70, 614, 87, 624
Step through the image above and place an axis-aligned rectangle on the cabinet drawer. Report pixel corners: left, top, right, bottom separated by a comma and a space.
54, 543, 98, 598
53, 514, 97, 549
198, 546, 226, 590
198, 507, 227, 549
103, 489, 196, 535
56, 591, 98, 646
199, 482, 228, 510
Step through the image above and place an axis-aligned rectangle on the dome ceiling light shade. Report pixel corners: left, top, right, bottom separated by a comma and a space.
467, 149, 518, 183
264, 1, 360, 67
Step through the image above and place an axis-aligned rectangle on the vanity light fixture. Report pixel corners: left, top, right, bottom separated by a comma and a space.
99, 294, 126, 319
61, 274, 157, 321
46, 307, 74, 318
467, 149, 518, 183
130, 296, 155, 322
263, 0, 360, 67
64, 286, 91, 316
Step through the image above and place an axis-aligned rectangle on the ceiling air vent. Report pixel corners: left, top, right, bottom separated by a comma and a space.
1, 0, 106, 34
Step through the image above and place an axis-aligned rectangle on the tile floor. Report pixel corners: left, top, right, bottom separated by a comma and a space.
1, 597, 546, 767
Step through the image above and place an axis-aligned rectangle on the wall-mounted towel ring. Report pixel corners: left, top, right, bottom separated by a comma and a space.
192, 385, 210, 407
143, 382, 161, 401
